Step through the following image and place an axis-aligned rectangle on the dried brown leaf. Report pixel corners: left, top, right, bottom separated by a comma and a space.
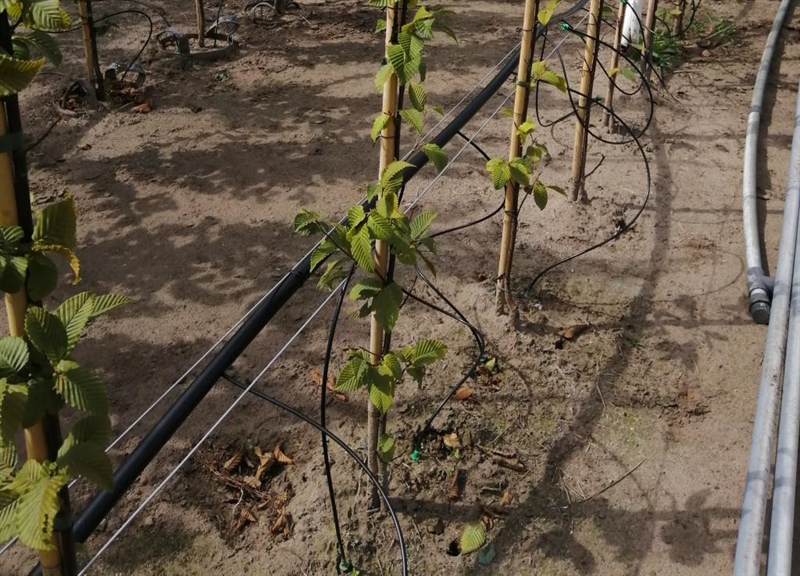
223, 449, 245, 472
273, 444, 294, 465
271, 510, 292, 537
243, 475, 262, 489
240, 506, 258, 523
443, 432, 461, 449
559, 324, 589, 341
448, 470, 462, 501
454, 386, 473, 401
131, 101, 152, 114
255, 456, 275, 481
495, 456, 526, 473
499, 490, 513, 506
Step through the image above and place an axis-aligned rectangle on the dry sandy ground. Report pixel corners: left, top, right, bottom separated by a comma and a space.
0, 0, 796, 574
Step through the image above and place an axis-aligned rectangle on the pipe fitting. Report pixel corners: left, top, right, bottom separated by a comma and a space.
748, 266, 773, 324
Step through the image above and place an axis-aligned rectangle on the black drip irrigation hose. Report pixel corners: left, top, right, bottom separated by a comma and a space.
27, 2, 597, 574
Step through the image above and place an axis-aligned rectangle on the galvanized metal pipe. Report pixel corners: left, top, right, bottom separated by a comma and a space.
766, 83, 800, 576
743, 0, 793, 325
734, 76, 800, 576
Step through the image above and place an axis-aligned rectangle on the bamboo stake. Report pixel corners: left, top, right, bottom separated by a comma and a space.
495, 0, 539, 316
569, 0, 602, 202
77, 0, 104, 101
0, 105, 64, 576
196, 0, 206, 48
640, 0, 658, 79
367, 0, 399, 509
603, 0, 626, 132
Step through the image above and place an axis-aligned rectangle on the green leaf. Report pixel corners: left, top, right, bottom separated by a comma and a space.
399, 108, 424, 134
525, 143, 548, 164
61, 413, 111, 449
335, 352, 370, 392
619, 66, 637, 82
55, 362, 108, 413
57, 441, 114, 491
25, 307, 67, 364
408, 82, 426, 111
0, 255, 27, 294
540, 70, 568, 92
317, 258, 346, 291
32, 244, 79, 283
421, 143, 448, 172
349, 225, 374, 273
90, 293, 132, 318
55, 292, 95, 352
366, 181, 381, 201
0, 381, 27, 445
532, 180, 548, 210
0, 336, 29, 375
376, 190, 399, 219
0, 487, 19, 543
0, 53, 44, 96
538, 0, 560, 26
431, 20, 458, 42
14, 30, 61, 66
516, 119, 537, 139
410, 210, 436, 240
21, 377, 56, 428
293, 208, 322, 236
367, 213, 393, 241
26, 252, 58, 302
547, 184, 566, 196
0, 441, 17, 483
373, 282, 403, 332
13, 461, 68, 551
508, 158, 531, 187
380, 161, 414, 195
26, 0, 71, 31
410, 339, 447, 365
33, 196, 77, 250
460, 520, 487, 554
347, 205, 366, 229
349, 277, 383, 301
375, 18, 386, 33
368, 376, 394, 414
370, 113, 391, 142
374, 63, 393, 91
379, 352, 403, 381
386, 44, 407, 84
486, 158, 511, 190
310, 239, 337, 272
377, 433, 395, 463
530, 60, 547, 82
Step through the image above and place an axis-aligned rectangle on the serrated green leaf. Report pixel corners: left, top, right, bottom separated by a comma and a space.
374, 63, 393, 92
21, 377, 56, 428
13, 461, 68, 551
347, 205, 366, 229
379, 352, 402, 381
335, 353, 370, 392
61, 413, 111, 449
55, 292, 95, 352
386, 44, 407, 83
293, 208, 322, 236
26, 252, 58, 302
538, 0, 560, 26
399, 108, 424, 134
377, 433, 395, 463
410, 339, 447, 365
431, 20, 458, 42
317, 258, 346, 291
0, 225, 23, 247
376, 190, 399, 219
25, 307, 67, 364
367, 212, 393, 241
486, 158, 511, 190
410, 210, 436, 240
408, 81, 426, 111
33, 196, 77, 250
525, 143, 548, 164
349, 225, 374, 273
375, 18, 386, 33
373, 282, 403, 332
0, 255, 27, 294
349, 277, 383, 301
370, 113, 392, 142
32, 244, 79, 283
620, 66, 637, 82
0, 336, 29, 375
0, 381, 27, 445
421, 143, 448, 172
508, 158, 530, 187
57, 441, 114, 491
0, 488, 19, 542
54, 363, 107, 413
532, 180, 548, 210
369, 376, 394, 414
0, 53, 44, 96
460, 520, 487, 554
310, 239, 336, 273
516, 120, 537, 139
26, 0, 71, 31
89, 293, 132, 318
14, 30, 61, 66
540, 70, 567, 92
380, 161, 414, 195
499, 107, 515, 118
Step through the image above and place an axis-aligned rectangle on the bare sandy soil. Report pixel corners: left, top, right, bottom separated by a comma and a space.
1, 0, 796, 574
